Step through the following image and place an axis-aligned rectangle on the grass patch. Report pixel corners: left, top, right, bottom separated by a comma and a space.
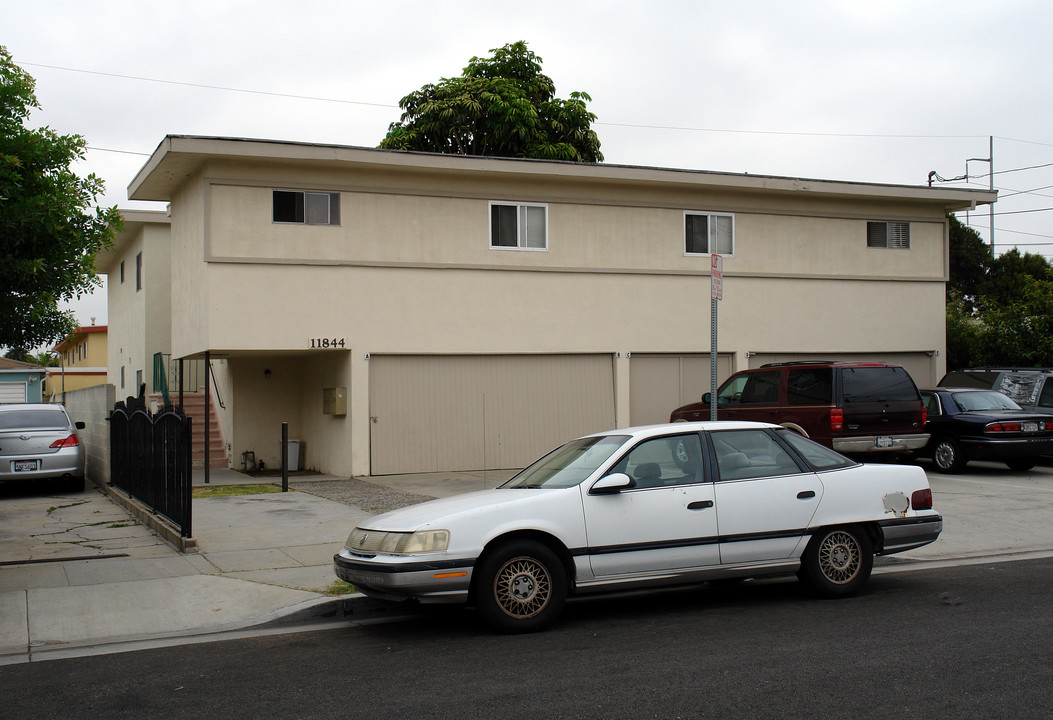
324, 580, 358, 596
192, 484, 285, 499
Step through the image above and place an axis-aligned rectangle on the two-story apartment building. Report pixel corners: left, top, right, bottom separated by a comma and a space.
114, 135, 995, 477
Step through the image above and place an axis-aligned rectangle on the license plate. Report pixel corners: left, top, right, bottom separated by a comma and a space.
1023, 422, 1038, 432
876, 436, 894, 448
13, 460, 39, 472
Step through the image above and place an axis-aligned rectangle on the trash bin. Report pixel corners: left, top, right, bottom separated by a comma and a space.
286, 439, 302, 471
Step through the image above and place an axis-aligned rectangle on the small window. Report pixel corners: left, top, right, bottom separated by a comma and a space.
490, 202, 547, 250
135, 252, 142, 291
685, 212, 734, 255
867, 221, 910, 249
273, 190, 341, 225
136, 369, 143, 394
120, 261, 125, 284
120, 366, 125, 389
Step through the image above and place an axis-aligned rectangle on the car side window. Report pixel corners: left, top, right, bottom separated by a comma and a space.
1038, 379, 1053, 411
717, 374, 749, 406
739, 371, 780, 405
711, 429, 804, 481
610, 433, 705, 489
921, 391, 941, 417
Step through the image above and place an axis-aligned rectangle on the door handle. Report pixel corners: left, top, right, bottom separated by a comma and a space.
687, 500, 714, 510
797, 490, 816, 499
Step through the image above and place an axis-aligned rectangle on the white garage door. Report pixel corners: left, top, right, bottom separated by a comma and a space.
746, 352, 936, 387
0, 382, 28, 404
369, 354, 616, 475
629, 354, 734, 426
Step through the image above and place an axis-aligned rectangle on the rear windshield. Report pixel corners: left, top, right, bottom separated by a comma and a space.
0, 408, 70, 430
840, 367, 919, 403
952, 391, 1020, 412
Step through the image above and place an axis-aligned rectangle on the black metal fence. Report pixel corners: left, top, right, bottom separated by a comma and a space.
109, 397, 193, 538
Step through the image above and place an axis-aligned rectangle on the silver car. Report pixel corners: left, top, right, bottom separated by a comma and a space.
0, 404, 86, 491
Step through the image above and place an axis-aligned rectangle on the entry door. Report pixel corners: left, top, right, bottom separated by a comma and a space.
582, 433, 719, 576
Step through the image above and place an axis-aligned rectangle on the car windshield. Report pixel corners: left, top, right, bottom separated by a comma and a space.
0, 408, 70, 430
953, 391, 1021, 412
502, 435, 629, 489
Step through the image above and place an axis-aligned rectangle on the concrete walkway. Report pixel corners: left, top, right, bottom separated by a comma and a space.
1, 462, 1051, 664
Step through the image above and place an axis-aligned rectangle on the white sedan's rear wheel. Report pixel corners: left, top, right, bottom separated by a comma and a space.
799, 526, 873, 598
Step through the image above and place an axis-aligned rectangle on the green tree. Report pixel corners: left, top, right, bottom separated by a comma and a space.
0, 46, 120, 351
980, 247, 1052, 307
976, 275, 1053, 367
947, 215, 991, 311
379, 42, 602, 162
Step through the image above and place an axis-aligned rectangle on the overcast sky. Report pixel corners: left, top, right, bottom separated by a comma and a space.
6, 0, 1053, 329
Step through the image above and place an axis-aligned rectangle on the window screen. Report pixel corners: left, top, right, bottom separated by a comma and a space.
686, 212, 734, 255
490, 202, 547, 249
867, 221, 910, 248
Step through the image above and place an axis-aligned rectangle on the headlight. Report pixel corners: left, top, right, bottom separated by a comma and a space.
346, 528, 449, 554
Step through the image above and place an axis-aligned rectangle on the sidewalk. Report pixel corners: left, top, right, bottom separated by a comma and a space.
2, 462, 1052, 664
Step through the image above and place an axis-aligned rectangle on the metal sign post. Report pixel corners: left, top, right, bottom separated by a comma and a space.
710, 254, 723, 421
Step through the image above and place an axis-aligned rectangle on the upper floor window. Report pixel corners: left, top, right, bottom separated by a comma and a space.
135, 252, 142, 291
273, 190, 341, 226
685, 212, 734, 256
120, 260, 125, 284
490, 202, 547, 250
867, 221, 909, 249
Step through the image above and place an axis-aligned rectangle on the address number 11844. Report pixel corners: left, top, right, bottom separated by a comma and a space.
310, 338, 346, 349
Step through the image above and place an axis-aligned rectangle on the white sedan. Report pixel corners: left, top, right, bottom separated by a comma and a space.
334, 421, 942, 632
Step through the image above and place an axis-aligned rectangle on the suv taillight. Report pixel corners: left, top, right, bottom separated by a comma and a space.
830, 408, 844, 433
50, 434, 80, 449
921, 404, 927, 425
911, 488, 933, 510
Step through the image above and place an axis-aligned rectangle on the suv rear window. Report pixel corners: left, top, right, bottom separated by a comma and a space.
840, 367, 918, 403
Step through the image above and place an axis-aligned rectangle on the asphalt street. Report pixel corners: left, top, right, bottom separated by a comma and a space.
2, 557, 1051, 720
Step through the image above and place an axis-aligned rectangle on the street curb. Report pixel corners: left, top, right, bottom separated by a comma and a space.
96, 482, 198, 553
256, 593, 422, 628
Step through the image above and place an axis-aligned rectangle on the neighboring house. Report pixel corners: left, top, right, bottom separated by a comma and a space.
0, 357, 47, 403
115, 135, 996, 477
48, 325, 108, 399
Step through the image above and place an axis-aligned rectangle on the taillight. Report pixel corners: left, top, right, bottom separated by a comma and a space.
830, 408, 844, 433
911, 488, 933, 510
985, 421, 1022, 433
921, 404, 927, 425
50, 434, 80, 449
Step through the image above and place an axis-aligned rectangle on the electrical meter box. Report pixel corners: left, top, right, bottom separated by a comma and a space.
322, 387, 347, 415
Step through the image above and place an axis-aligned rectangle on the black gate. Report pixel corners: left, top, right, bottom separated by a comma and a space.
109, 398, 193, 538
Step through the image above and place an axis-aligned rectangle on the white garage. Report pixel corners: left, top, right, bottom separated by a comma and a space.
368, 354, 617, 475
628, 353, 734, 426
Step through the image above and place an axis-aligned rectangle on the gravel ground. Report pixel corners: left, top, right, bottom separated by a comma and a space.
289, 477, 434, 514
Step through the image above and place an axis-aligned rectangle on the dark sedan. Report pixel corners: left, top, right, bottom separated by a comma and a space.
919, 388, 1053, 473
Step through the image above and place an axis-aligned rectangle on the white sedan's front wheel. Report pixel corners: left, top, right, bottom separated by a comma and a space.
473, 540, 566, 633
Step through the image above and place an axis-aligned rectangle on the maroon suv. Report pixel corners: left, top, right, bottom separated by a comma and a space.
670, 361, 929, 455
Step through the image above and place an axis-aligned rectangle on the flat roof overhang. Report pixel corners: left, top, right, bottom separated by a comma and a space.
129, 135, 997, 213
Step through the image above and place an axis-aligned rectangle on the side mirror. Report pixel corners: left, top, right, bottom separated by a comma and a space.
75, 421, 86, 430
590, 472, 633, 495
702, 393, 713, 404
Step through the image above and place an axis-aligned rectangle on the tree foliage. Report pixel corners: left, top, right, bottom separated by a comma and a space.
946, 214, 1053, 368
0, 46, 120, 351
379, 42, 602, 163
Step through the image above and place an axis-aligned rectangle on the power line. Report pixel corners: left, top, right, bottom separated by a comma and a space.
21, 61, 398, 109
19, 60, 1004, 143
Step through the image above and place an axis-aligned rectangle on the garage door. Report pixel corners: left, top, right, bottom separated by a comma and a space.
0, 382, 27, 404
629, 354, 734, 426
746, 352, 935, 387
369, 355, 616, 475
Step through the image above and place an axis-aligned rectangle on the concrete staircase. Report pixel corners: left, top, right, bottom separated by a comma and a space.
150, 392, 227, 468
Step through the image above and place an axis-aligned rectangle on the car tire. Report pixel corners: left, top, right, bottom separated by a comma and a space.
932, 436, 966, 473
1005, 458, 1037, 472
473, 539, 567, 633
798, 525, 873, 598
